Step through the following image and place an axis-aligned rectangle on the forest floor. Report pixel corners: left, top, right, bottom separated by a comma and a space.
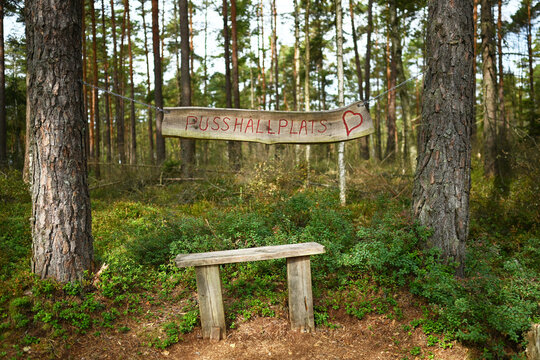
68, 291, 470, 360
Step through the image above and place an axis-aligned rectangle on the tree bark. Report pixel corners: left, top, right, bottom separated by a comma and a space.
90, 0, 101, 177
272, 0, 279, 110
304, 0, 311, 175
349, 0, 369, 160
180, 0, 196, 177
125, 0, 136, 165
0, 2, 6, 166
100, 0, 112, 163
228, 0, 242, 171
336, 0, 346, 205
481, 0, 497, 177
384, 1, 398, 161
26, 0, 94, 282
526, 0, 536, 135
472, 0, 478, 141
140, 0, 154, 163
413, 0, 474, 277
152, 0, 165, 163
110, 0, 126, 164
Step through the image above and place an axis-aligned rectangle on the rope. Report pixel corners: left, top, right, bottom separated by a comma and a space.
82, 71, 424, 113
362, 71, 424, 106
80, 80, 168, 113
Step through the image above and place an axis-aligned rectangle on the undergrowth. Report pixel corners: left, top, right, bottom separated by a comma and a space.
0, 161, 538, 358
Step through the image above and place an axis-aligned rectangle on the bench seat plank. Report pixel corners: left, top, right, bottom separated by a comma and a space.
176, 242, 325, 268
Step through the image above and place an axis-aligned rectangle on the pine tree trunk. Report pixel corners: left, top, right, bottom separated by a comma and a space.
26, 0, 94, 282
140, 0, 154, 163
304, 0, 311, 176
229, 0, 242, 171
349, 0, 369, 160
413, 0, 474, 277
110, 0, 126, 164
180, 0, 196, 177
481, 0, 497, 177
336, 0, 346, 205
125, 0, 136, 165
294, 0, 301, 164
365, 0, 375, 160
152, 0, 165, 163
526, 0, 536, 135
385, 1, 398, 161
90, 0, 101, 177
472, 0, 478, 141
272, 0, 279, 110
100, 0, 112, 163
82, 2, 90, 161
0, 2, 6, 166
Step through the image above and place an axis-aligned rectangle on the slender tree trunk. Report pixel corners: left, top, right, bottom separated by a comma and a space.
413, 0, 474, 277
152, 0, 165, 163
385, 1, 398, 160
472, 0, 478, 141
0, 2, 5, 166
228, 0, 242, 171
179, 0, 196, 177
294, 0, 301, 163
259, 0, 267, 110
481, 0, 497, 177
497, 0, 505, 129
125, 0, 136, 165
100, 0, 112, 163
365, 0, 375, 160
336, 0, 346, 205
349, 0, 369, 160
90, 0, 101, 177
140, 0, 154, 163
304, 0, 311, 175
174, 0, 181, 105
189, 2, 194, 94
272, 0, 279, 109
110, 0, 126, 164
82, 2, 90, 161
26, 0, 94, 282
526, 0, 536, 135
223, 0, 232, 108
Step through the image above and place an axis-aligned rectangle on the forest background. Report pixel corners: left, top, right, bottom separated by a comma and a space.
0, 0, 539, 359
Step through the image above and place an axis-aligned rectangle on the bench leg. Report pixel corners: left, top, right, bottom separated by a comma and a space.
195, 265, 226, 340
287, 256, 315, 332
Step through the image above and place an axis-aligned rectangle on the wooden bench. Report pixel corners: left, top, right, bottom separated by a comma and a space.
175, 242, 325, 340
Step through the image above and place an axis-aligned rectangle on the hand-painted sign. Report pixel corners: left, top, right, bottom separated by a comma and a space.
162, 101, 373, 144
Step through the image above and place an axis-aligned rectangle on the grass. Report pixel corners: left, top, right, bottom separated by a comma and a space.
0, 158, 539, 359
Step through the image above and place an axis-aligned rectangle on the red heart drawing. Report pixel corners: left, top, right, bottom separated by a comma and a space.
342, 110, 364, 137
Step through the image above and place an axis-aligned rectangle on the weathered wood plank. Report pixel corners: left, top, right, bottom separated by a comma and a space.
195, 265, 226, 340
176, 242, 325, 268
287, 256, 315, 332
162, 102, 373, 144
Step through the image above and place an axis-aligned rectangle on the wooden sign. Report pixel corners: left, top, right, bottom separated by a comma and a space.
162, 101, 373, 144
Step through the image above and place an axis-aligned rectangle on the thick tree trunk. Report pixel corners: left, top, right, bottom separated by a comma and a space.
179, 0, 196, 177
26, 0, 94, 282
152, 0, 165, 163
140, 0, 154, 163
228, 0, 242, 171
413, 0, 474, 277
481, 0, 498, 177
0, 2, 6, 166
100, 0, 112, 163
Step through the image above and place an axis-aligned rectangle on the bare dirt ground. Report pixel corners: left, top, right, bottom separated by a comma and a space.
64, 292, 471, 360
